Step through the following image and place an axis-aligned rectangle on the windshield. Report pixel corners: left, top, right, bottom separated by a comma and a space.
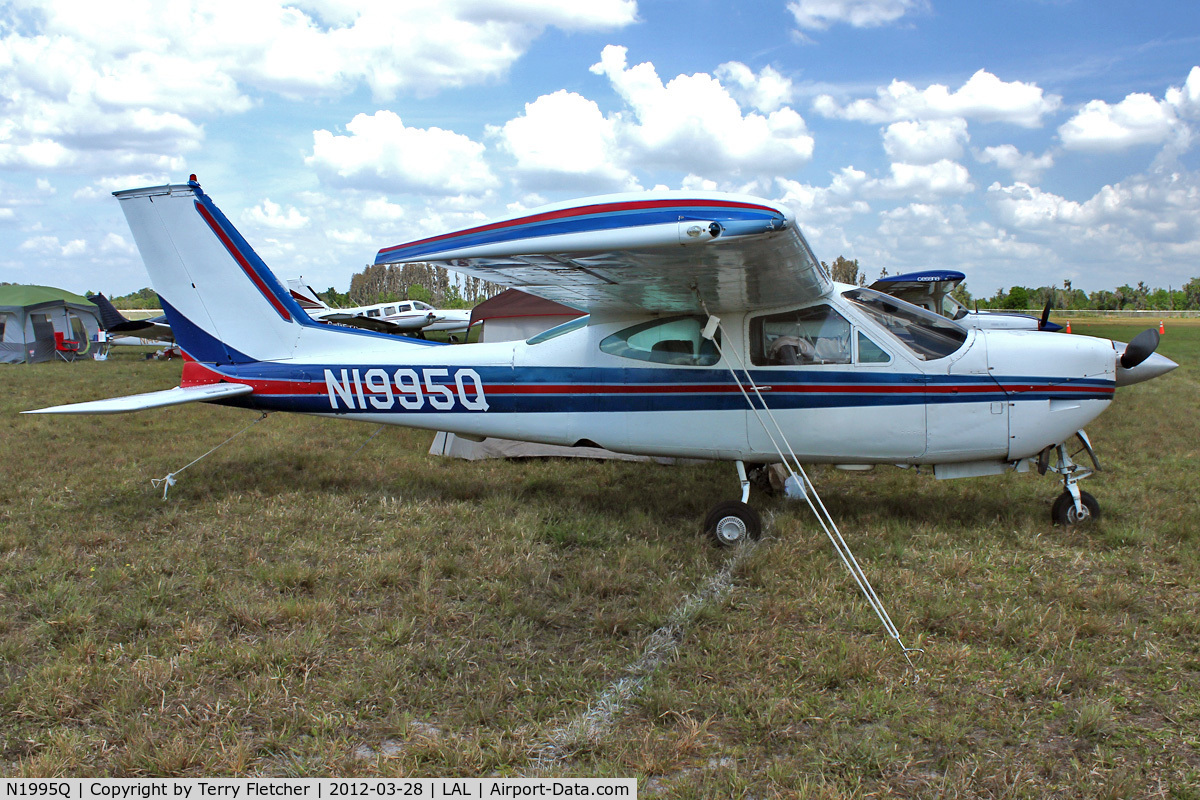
843, 287, 967, 360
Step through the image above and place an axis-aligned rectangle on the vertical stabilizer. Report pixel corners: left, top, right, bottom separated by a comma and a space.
286, 279, 332, 312
115, 181, 307, 364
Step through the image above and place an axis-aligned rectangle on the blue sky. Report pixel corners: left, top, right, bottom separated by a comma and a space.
1, 0, 1198, 299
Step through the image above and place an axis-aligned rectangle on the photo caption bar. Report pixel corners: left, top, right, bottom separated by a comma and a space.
2, 780, 636, 800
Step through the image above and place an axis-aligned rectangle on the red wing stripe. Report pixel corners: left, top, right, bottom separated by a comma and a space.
378, 198, 779, 256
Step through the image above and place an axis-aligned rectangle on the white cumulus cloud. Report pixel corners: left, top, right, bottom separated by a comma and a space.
307, 111, 499, 195
243, 199, 310, 230
987, 171, 1200, 261
882, 118, 969, 165
714, 62, 795, 113
873, 159, 974, 199
587, 45, 815, 179
1059, 94, 1178, 152
787, 0, 927, 31
491, 89, 637, 191
1058, 67, 1200, 153
975, 144, 1054, 183
0, 0, 638, 174
815, 69, 1061, 128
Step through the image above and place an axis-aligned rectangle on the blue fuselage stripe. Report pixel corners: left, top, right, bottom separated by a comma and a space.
199, 361, 1114, 415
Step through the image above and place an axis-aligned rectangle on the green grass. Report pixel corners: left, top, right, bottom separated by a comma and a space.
2, 328, 1199, 796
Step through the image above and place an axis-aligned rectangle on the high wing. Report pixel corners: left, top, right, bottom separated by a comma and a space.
375, 191, 831, 315
869, 269, 965, 295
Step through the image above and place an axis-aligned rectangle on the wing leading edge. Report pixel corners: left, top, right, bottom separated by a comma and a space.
375, 191, 831, 314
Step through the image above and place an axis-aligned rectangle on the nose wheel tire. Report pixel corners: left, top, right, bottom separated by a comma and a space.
1051, 490, 1100, 526
703, 500, 762, 548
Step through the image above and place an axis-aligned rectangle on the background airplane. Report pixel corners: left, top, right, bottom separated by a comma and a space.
287, 279, 471, 339
87, 292, 175, 346
870, 269, 1063, 331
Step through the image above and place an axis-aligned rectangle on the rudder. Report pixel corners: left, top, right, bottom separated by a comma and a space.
115, 180, 307, 364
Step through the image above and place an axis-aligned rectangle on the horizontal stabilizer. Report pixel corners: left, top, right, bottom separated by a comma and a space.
23, 383, 253, 415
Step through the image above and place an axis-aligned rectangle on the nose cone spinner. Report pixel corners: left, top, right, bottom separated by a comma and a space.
1114, 328, 1178, 386
1116, 350, 1178, 386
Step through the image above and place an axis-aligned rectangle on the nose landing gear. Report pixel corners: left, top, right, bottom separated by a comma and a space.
1051, 489, 1100, 525
1039, 430, 1103, 525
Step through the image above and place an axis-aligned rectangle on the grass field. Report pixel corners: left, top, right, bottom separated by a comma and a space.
2, 322, 1198, 796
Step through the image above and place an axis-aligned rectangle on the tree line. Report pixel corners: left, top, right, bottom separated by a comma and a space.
345, 263, 500, 308
107, 263, 501, 310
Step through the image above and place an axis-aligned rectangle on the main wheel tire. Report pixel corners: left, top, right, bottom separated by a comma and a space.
1051, 490, 1100, 525
703, 500, 762, 548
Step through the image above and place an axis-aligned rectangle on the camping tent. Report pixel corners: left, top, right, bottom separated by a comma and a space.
0, 285, 102, 364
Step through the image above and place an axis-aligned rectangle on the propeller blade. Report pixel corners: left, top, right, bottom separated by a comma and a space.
1038, 301, 1052, 331
1120, 328, 1160, 369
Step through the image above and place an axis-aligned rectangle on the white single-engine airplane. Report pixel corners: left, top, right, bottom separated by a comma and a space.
870, 269, 1063, 332
26, 178, 1176, 543
285, 280, 471, 338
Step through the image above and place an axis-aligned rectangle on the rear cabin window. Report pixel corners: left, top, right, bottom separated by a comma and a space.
600, 316, 721, 366
527, 315, 588, 344
751, 305, 852, 366
366, 309, 381, 318
383, 306, 396, 315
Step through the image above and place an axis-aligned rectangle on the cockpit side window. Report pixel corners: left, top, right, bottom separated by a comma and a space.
940, 295, 969, 320
857, 331, 891, 364
750, 305, 852, 366
599, 316, 721, 366
843, 287, 967, 360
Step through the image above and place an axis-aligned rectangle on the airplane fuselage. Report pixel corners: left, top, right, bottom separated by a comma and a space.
184, 288, 1118, 469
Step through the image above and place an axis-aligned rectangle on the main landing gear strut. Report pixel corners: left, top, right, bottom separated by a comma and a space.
702, 461, 763, 547
1040, 430, 1103, 525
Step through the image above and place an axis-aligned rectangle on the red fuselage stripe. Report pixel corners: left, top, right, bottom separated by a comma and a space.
180, 363, 1113, 400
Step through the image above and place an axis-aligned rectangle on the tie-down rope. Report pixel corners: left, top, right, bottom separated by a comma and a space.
700, 313, 922, 679
151, 411, 270, 499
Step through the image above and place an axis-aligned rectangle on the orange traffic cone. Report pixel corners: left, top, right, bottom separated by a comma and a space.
1065, 320, 1072, 334
1159, 320, 1165, 335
